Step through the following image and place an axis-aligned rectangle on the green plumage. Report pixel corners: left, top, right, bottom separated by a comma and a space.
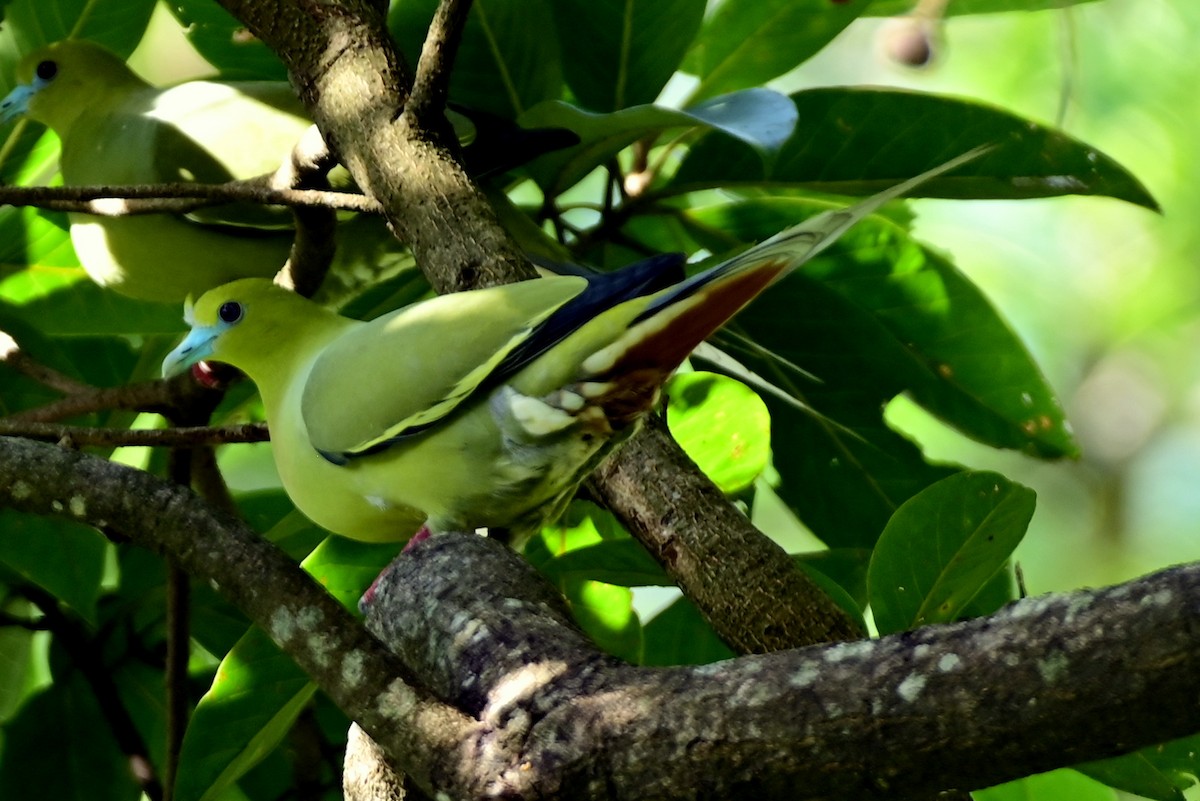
162, 151, 979, 543
6, 41, 310, 301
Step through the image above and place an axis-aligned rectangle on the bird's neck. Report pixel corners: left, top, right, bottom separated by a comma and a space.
250, 314, 361, 418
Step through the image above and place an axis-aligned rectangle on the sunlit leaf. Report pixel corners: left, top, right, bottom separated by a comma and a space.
672, 88, 1157, 209
548, 0, 704, 112
666, 371, 771, 494
641, 595, 734, 666
684, 0, 870, 102
537, 539, 670, 587
390, 0, 562, 118
523, 89, 797, 196
0, 510, 105, 624
974, 769, 1118, 801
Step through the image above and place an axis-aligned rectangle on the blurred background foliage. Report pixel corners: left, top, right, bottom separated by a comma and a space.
0, 0, 1197, 799
804, 1, 1200, 593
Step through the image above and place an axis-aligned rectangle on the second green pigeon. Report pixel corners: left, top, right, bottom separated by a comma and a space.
0, 40, 578, 302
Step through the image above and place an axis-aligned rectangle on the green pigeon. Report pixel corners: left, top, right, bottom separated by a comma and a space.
0, 40, 578, 302
162, 152, 978, 544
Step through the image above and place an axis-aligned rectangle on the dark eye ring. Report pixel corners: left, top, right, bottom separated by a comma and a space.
35, 60, 57, 82
218, 301, 244, 324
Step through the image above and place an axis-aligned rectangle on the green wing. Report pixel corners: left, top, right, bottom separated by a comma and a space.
61, 80, 311, 231
301, 276, 590, 456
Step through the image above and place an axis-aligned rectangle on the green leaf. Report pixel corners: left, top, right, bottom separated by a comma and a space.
563, 578, 642, 662
793, 548, 872, 610
672, 88, 1158, 209
537, 539, 671, 587
0, 510, 105, 624
390, 0, 562, 118
974, 769, 1118, 801
665, 371, 771, 493
548, 0, 705, 112
685, 0, 871, 102
174, 627, 318, 801
0, 622, 33, 723
640, 595, 734, 666
795, 560, 867, 631
0, 676, 140, 801
0, 0, 155, 66
866, 0, 1101, 15
5, 279, 186, 336
680, 88, 798, 168
868, 471, 1035, 635
168, 1, 288, 79
522, 90, 797, 196
175, 537, 397, 801
1076, 734, 1200, 801
687, 198, 1077, 459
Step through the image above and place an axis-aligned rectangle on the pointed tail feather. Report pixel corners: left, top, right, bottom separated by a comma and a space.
638, 146, 989, 323
591, 147, 988, 398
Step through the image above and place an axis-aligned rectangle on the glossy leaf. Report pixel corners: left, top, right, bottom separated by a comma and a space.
974, 769, 1118, 801
685, 0, 871, 102
168, 0, 288, 80
175, 537, 396, 801
563, 578, 642, 662
537, 538, 671, 587
666, 371, 771, 494
0, 676, 140, 801
641, 595, 734, 666
390, 0, 562, 118
0, 510, 105, 624
174, 628, 317, 801
688, 198, 1077, 459
549, 0, 705, 112
1077, 735, 1200, 801
522, 89, 797, 196
868, 471, 1035, 635
672, 88, 1158, 209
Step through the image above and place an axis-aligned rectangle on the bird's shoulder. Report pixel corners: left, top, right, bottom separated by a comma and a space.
300, 276, 591, 457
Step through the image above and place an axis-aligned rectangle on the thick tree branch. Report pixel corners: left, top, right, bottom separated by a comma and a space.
591, 416, 863, 648
215, 0, 532, 293
5, 436, 1199, 799
364, 533, 1200, 801
0, 437, 472, 795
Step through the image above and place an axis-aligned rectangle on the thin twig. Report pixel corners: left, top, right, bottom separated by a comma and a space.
407, 0, 474, 127
0, 421, 270, 447
0, 331, 93, 395
273, 125, 340, 297
0, 181, 382, 216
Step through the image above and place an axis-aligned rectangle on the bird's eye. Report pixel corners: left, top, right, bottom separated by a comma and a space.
35, 60, 58, 82
218, 301, 244, 324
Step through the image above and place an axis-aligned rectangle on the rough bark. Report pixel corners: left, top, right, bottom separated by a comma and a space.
2, 436, 1199, 799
